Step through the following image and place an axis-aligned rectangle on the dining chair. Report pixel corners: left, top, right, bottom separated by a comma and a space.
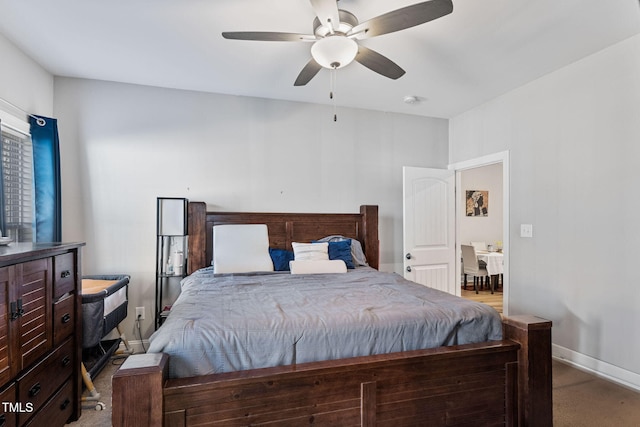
461, 244, 491, 294
470, 241, 488, 270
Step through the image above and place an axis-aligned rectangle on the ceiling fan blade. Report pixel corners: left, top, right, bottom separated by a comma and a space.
294, 58, 323, 86
222, 32, 316, 42
355, 46, 405, 80
349, 0, 453, 39
309, 0, 341, 31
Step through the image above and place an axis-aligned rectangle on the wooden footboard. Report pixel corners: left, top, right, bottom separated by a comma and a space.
112, 316, 551, 426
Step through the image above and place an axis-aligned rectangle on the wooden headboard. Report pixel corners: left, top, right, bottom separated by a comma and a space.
186, 203, 379, 274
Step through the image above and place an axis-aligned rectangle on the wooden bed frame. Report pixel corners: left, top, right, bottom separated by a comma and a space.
113, 203, 552, 426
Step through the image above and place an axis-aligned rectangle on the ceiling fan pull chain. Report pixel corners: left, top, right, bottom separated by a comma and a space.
329, 64, 335, 100
331, 65, 337, 121
331, 65, 338, 122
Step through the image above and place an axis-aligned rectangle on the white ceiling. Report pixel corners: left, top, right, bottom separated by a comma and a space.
0, 0, 638, 118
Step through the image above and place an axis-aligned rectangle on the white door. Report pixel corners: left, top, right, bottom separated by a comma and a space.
403, 166, 456, 294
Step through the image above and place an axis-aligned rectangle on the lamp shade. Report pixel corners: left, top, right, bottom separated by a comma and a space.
157, 197, 188, 236
311, 36, 358, 69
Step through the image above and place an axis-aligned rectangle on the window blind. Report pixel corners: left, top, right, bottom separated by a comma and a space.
0, 123, 34, 242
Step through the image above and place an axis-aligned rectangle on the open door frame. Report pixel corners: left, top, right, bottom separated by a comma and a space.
449, 151, 510, 316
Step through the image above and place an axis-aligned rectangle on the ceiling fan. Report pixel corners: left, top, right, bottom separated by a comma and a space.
222, 0, 453, 86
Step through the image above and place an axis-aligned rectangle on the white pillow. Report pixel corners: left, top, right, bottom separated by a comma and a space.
292, 242, 329, 261
212, 224, 274, 273
290, 260, 347, 274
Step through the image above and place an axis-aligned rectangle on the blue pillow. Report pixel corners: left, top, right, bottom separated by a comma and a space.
269, 248, 294, 271
329, 240, 354, 269
311, 239, 354, 269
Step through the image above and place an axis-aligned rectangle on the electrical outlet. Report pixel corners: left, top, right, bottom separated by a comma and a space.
136, 306, 145, 320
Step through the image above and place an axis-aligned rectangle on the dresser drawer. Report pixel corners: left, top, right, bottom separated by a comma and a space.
0, 382, 17, 427
53, 295, 75, 346
17, 338, 73, 425
23, 380, 73, 427
53, 253, 75, 299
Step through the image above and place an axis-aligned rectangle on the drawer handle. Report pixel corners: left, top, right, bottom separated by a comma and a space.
60, 398, 71, 411
10, 299, 24, 320
60, 270, 71, 279
61, 313, 71, 324
16, 298, 24, 316
62, 356, 71, 367
10, 301, 19, 320
28, 382, 41, 397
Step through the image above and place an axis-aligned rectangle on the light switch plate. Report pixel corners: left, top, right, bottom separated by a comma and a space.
520, 224, 533, 238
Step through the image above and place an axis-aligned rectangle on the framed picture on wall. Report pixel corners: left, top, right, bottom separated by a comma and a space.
466, 190, 489, 216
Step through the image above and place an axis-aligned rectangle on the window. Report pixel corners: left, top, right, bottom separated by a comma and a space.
0, 123, 34, 242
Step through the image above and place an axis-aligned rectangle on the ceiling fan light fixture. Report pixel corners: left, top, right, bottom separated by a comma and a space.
222, 0, 453, 86
311, 36, 358, 69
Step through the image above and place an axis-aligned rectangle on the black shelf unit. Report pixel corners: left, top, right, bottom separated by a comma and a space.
155, 197, 188, 330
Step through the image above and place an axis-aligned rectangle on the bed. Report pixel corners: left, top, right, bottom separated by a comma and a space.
113, 203, 552, 426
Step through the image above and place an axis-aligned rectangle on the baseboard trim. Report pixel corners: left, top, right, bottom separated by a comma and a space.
553, 344, 640, 392
126, 339, 150, 354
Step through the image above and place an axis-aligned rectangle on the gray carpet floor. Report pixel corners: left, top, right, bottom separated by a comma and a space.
553, 359, 640, 426
68, 358, 121, 427
68, 358, 640, 426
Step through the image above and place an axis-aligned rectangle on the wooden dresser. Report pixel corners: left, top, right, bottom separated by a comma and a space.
0, 243, 84, 426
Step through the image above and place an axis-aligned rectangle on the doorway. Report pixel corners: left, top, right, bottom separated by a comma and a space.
451, 151, 509, 316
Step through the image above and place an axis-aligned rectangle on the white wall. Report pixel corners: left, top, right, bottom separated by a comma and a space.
458, 163, 503, 248
0, 34, 53, 119
53, 77, 449, 338
450, 34, 640, 389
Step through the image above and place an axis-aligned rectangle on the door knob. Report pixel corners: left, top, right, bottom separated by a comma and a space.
405, 253, 412, 260
406, 266, 412, 272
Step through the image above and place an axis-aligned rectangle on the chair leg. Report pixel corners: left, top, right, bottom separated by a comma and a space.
489, 275, 494, 294
464, 274, 467, 290
474, 276, 479, 294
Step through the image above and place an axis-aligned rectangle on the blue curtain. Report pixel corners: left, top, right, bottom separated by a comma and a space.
29, 115, 61, 242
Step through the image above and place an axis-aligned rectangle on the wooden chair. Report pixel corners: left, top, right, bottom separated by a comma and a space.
462, 244, 490, 294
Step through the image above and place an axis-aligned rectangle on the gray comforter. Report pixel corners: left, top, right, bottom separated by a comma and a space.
148, 267, 502, 378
